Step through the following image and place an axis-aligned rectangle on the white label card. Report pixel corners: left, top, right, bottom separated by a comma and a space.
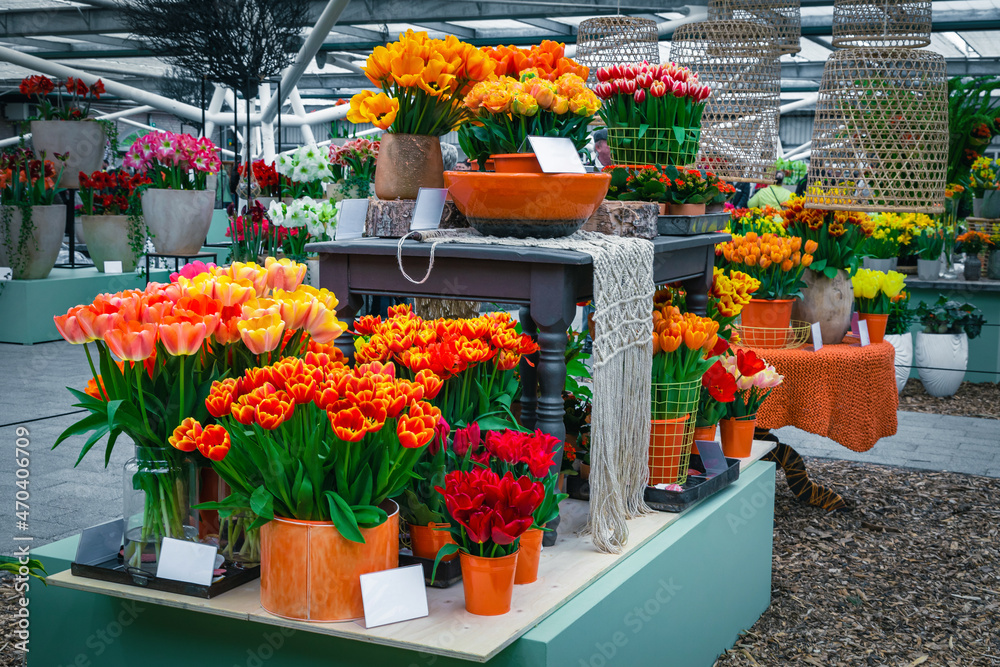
155, 538, 218, 587
527, 136, 586, 174
359, 564, 429, 629
75, 518, 124, 566
0, 267, 12, 281
858, 319, 871, 347
104, 260, 123, 274
811, 322, 823, 352
336, 198, 369, 241
410, 188, 448, 231
696, 440, 730, 478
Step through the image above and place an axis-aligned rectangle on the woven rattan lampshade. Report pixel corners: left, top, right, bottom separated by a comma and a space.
832, 0, 932, 48
576, 16, 660, 84
671, 20, 782, 184
707, 0, 801, 55
805, 47, 947, 213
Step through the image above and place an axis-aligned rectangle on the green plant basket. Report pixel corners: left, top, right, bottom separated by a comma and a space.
649, 379, 701, 486
608, 125, 702, 167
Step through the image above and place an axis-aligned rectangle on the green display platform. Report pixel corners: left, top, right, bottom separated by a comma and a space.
29, 462, 776, 667
0, 267, 170, 345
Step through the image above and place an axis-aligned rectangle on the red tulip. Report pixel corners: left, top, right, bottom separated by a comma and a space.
637, 72, 654, 89
736, 349, 766, 377
609, 64, 623, 79
490, 506, 534, 545
196, 424, 231, 461
596, 66, 612, 82
702, 361, 737, 403
622, 64, 638, 80
452, 423, 482, 457
649, 80, 667, 98
621, 78, 637, 95
634, 88, 646, 104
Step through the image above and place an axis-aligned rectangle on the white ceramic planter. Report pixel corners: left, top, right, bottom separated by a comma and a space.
30, 120, 106, 190
915, 332, 968, 398
81, 214, 141, 272
0, 204, 66, 280
141, 188, 215, 255
884, 332, 912, 393
916, 258, 940, 281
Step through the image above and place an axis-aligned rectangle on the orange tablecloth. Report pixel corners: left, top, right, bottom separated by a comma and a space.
747, 340, 899, 452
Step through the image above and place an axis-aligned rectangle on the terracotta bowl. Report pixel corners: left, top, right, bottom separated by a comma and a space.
443, 171, 611, 239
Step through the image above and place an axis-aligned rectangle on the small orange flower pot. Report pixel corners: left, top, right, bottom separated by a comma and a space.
410, 522, 457, 562
658, 202, 669, 215
460, 550, 519, 616
692, 423, 718, 456
669, 202, 707, 216
859, 312, 889, 344
259, 501, 399, 622
648, 414, 693, 485
491, 153, 542, 174
720, 418, 757, 458
740, 298, 794, 347
514, 528, 543, 585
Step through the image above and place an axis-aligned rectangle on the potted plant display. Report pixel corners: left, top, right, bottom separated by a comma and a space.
78, 169, 150, 272
914, 296, 986, 397
851, 268, 906, 344
718, 350, 783, 458
0, 148, 66, 280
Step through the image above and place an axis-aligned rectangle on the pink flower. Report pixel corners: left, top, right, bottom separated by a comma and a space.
752, 367, 783, 390
169, 260, 216, 283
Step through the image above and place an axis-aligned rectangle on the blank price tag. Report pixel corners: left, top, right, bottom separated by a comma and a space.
359, 565, 429, 628
155, 538, 218, 586
0, 267, 12, 281
336, 198, 369, 241
858, 319, 871, 346
75, 518, 124, 566
527, 136, 586, 174
410, 188, 448, 231
697, 440, 730, 478
104, 260, 123, 274
811, 322, 823, 351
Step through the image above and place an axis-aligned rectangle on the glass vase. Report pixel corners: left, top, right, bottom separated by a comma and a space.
123, 446, 198, 580
219, 510, 261, 567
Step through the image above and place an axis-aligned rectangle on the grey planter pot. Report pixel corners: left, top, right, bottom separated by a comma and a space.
141, 188, 215, 255
964, 256, 982, 281
982, 190, 1000, 219
862, 257, 898, 272
988, 249, 1000, 281
792, 268, 854, 345
916, 257, 941, 281
30, 120, 106, 190
0, 204, 66, 280
81, 214, 141, 272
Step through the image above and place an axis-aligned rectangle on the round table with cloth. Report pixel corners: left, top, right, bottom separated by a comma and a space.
743, 339, 899, 511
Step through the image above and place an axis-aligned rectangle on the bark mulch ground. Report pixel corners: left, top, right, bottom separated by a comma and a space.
900, 381, 1000, 420
716, 459, 1000, 666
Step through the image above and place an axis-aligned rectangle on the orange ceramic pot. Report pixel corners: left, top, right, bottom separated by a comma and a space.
669, 202, 706, 216
410, 522, 457, 562
442, 171, 611, 239
259, 500, 399, 622
692, 424, 718, 455
720, 418, 756, 458
491, 153, 543, 174
514, 528, 543, 585
460, 550, 519, 616
648, 415, 693, 485
740, 298, 794, 347
859, 312, 889, 344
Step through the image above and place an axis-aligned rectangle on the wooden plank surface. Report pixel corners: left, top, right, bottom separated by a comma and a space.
50, 441, 775, 663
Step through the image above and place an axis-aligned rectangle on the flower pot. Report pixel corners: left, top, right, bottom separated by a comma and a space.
964, 256, 982, 281
915, 332, 968, 398
916, 258, 940, 281
989, 250, 1000, 281
460, 550, 519, 616
668, 202, 706, 216
884, 332, 912, 393
706, 202, 725, 214
658, 203, 668, 215
793, 268, 854, 345
374, 134, 443, 200
982, 190, 1000, 219
259, 500, 399, 621
514, 528, 543, 585
648, 414, 693, 485
973, 197, 984, 218
580, 462, 591, 480
491, 153, 542, 174
720, 417, 756, 458
141, 188, 215, 255
409, 522, 457, 562
327, 180, 371, 202
862, 257, 897, 272
30, 119, 106, 190
0, 204, 66, 280
858, 312, 888, 344
81, 214, 141, 272
692, 423, 718, 456
740, 298, 794, 346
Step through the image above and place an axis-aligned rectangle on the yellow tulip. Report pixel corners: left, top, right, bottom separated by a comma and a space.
264, 257, 307, 292
303, 308, 347, 344
365, 46, 393, 85
881, 271, 906, 299
274, 291, 319, 331
212, 276, 255, 307
237, 313, 285, 355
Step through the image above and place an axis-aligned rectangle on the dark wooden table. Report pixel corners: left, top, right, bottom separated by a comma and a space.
309, 234, 725, 448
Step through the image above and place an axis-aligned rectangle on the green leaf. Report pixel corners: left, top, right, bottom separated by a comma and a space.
53, 412, 107, 449
326, 491, 365, 544
430, 543, 460, 584
475, 415, 520, 432
250, 485, 274, 521
350, 504, 388, 527
810, 258, 828, 272
823, 266, 838, 280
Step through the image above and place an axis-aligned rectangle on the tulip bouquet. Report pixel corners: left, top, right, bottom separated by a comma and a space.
124, 131, 221, 191
860, 214, 911, 260
728, 206, 787, 237
708, 267, 761, 340
19, 75, 105, 121
716, 233, 816, 300
650, 303, 721, 420
274, 145, 331, 199
482, 41, 589, 81
266, 197, 337, 259
0, 148, 67, 280
914, 226, 946, 261
349, 30, 495, 135
852, 269, 906, 315
354, 305, 539, 428
594, 62, 711, 167
696, 357, 738, 429
720, 350, 783, 420
483, 429, 566, 530
237, 160, 283, 198
226, 201, 282, 263
459, 72, 601, 167
781, 196, 873, 279
399, 422, 483, 526
78, 169, 151, 270
176, 358, 441, 542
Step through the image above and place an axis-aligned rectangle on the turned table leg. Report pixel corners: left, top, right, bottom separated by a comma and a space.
682, 246, 715, 317
518, 306, 538, 430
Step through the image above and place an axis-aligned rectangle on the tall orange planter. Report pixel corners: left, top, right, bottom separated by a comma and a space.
260, 500, 399, 622
720, 418, 756, 458
692, 423, 718, 456
740, 298, 794, 346
514, 528, 543, 585
648, 414, 693, 485
410, 522, 457, 562
859, 312, 889, 344
461, 550, 519, 616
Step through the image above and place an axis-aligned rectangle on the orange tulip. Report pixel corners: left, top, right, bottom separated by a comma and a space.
158, 318, 208, 356
365, 45, 393, 85
214, 316, 242, 345
417, 59, 457, 97
196, 424, 231, 461
105, 320, 157, 361
54, 306, 94, 344
255, 394, 294, 430
237, 313, 285, 355
169, 417, 202, 453
329, 406, 367, 442
206, 379, 238, 418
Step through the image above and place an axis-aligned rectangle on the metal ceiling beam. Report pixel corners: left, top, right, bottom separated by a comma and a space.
327, 25, 387, 41
413, 22, 477, 38
516, 18, 574, 34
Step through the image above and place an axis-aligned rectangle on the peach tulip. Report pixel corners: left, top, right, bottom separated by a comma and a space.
53, 306, 93, 344
104, 321, 157, 361
237, 313, 285, 355
158, 318, 209, 356
264, 257, 306, 292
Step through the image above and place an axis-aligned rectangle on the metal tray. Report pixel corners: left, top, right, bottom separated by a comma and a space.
71, 555, 260, 599
643, 453, 741, 512
399, 552, 462, 589
657, 212, 730, 236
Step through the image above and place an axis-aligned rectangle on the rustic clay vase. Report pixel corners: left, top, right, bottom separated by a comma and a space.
259, 500, 399, 621
81, 214, 141, 272
859, 312, 889, 344
514, 528, 543, 585
373, 133, 443, 200
720, 417, 756, 458
0, 204, 66, 280
648, 415, 692, 485
409, 522, 457, 562
491, 153, 542, 174
460, 550, 519, 616
141, 188, 215, 255
793, 269, 854, 345
31, 120, 106, 190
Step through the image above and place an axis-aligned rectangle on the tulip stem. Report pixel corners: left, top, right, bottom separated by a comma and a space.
178, 355, 186, 420
83, 342, 106, 400
135, 366, 155, 439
